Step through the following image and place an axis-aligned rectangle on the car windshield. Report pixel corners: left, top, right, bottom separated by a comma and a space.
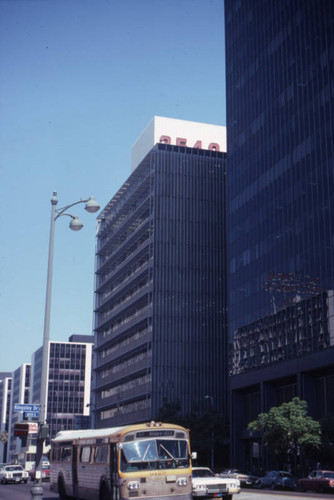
193, 469, 215, 478
5, 466, 23, 471
121, 439, 189, 471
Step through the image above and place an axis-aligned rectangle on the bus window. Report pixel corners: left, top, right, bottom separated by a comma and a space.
80, 446, 91, 463
52, 447, 61, 462
61, 446, 72, 463
120, 438, 189, 472
94, 445, 108, 463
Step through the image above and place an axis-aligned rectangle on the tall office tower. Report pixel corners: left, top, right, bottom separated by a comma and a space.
225, 0, 334, 470
93, 117, 227, 428
7, 363, 30, 463
0, 373, 11, 462
30, 335, 94, 441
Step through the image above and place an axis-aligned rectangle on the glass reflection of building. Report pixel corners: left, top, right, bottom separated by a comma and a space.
225, 0, 334, 471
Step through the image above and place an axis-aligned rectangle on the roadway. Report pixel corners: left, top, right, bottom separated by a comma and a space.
0, 481, 56, 500
0, 483, 329, 500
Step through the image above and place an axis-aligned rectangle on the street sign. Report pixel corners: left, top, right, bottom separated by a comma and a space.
27, 422, 38, 433
14, 403, 40, 412
24, 411, 39, 419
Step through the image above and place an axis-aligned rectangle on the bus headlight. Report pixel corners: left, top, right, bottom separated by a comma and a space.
176, 477, 188, 487
127, 481, 140, 490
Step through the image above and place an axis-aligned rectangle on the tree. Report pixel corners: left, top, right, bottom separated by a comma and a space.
248, 397, 321, 474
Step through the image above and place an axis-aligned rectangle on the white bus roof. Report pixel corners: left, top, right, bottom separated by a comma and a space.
52, 426, 126, 442
52, 422, 186, 443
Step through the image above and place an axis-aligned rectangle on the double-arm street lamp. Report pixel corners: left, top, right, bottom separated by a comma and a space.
32, 192, 99, 496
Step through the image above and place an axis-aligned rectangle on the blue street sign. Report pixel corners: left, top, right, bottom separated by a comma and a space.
14, 403, 40, 412
24, 411, 39, 419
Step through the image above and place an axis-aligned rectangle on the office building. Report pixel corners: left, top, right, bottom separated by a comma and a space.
93, 116, 227, 427
225, 0, 334, 470
7, 364, 31, 464
30, 335, 94, 441
0, 373, 11, 463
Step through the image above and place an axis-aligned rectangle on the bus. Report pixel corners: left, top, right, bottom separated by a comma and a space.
50, 421, 193, 500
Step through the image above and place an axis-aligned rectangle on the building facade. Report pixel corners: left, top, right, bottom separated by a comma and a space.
230, 290, 334, 472
30, 335, 94, 442
225, 0, 334, 470
93, 117, 227, 428
0, 373, 12, 463
7, 364, 31, 464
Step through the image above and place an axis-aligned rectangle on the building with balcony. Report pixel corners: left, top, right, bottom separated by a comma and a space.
93, 116, 227, 427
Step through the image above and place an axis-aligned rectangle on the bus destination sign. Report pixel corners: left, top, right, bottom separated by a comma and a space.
136, 430, 175, 438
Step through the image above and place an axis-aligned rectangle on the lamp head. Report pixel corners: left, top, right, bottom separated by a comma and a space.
69, 216, 84, 231
85, 196, 100, 213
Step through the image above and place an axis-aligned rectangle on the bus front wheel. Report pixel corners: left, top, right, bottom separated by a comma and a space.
99, 481, 111, 500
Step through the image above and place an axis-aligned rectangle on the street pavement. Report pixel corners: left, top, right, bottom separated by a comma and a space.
0, 481, 57, 499
0, 482, 330, 500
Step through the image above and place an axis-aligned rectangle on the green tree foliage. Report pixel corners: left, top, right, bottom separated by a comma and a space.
248, 397, 321, 470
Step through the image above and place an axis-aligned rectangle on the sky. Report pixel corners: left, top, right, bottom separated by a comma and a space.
0, 0, 226, 373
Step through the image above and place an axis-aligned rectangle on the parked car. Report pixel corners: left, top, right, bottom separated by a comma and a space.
29, 463, 51, 482
255, 470, 296, 490
219, 469, 258, 488
192, 466, 240, 499
298, 470, 334, 493
0, 464, 29, 484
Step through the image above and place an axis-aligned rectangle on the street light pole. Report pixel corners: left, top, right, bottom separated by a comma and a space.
32, 192, 99, 498
205, 395, 215, 471
40, 193, 58, 426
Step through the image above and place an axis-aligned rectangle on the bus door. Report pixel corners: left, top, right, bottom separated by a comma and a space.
110, 443, 119, 500
77, 444, 92, 499
72, 445, 78, 499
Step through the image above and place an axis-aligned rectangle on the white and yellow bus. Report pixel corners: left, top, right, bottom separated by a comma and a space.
50, 421, 193, 500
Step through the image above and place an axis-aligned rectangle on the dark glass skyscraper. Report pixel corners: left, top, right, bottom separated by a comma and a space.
225, 0, 334, 471
225, 0, 334, 335
93, 118, 227, 428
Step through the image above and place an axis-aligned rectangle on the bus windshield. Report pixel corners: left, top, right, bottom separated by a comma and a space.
120, 439, 189, 471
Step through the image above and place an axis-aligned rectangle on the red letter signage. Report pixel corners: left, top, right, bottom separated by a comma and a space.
159, 135, 171, 144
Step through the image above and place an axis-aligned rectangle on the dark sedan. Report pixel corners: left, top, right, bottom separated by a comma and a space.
298, 470, 334, 493
256, 470, 296, 490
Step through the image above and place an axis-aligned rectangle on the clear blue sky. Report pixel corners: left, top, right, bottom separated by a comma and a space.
0, 0, 226, 373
